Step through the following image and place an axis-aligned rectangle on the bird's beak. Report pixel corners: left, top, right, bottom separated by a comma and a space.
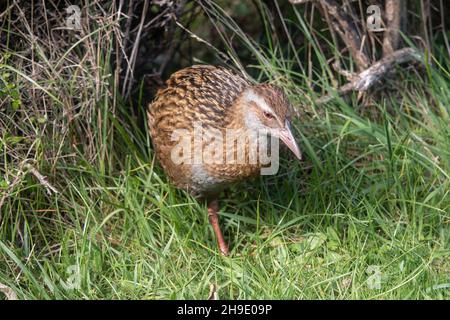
277, 120, 302, 160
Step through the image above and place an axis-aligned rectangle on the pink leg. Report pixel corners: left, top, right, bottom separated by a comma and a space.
207, 199, 229, 256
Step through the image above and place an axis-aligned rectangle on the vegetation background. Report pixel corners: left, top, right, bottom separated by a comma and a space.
0, 0, 448, 299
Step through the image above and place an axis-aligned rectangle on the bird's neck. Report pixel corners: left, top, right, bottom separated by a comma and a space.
223, 98, 249, 131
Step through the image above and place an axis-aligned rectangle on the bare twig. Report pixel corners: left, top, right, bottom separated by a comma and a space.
317, 48, 421, 104
24, 163, 59, 195
332, 59, 354, 81
289, 0, 315, 4
320, 0, 370, 70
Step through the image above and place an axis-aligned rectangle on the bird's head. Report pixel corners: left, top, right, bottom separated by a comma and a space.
238, 84, 302, 160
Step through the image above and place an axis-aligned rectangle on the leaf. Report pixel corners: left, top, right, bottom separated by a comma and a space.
0, 179, 8, 189
307, 233, 327, 251
12, 99, 20, 110
290, 233, 327, 254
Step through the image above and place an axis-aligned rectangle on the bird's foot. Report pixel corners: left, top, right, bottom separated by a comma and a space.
207, 199, 229, 256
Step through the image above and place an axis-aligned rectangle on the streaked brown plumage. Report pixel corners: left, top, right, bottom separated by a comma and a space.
148, 65, 301, 255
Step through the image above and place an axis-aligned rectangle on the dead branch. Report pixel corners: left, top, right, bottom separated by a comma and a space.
24, 163, 59, 195
317, 48, 421, 104
382, 0, 403, 56
321, 0, 371, 70
289, 0, 314, 4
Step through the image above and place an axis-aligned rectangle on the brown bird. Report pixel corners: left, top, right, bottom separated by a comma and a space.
148, 65, 301, 255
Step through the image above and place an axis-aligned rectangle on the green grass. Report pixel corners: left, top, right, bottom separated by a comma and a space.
0, 1, 449, 299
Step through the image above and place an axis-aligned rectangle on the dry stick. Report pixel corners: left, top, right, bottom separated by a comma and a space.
289, 0, 313, 4
317, 48, 421, 104
320, 0, 370, 71
24, 163, 59, 195
382, 0, 403, 56
0, 1, 16, 20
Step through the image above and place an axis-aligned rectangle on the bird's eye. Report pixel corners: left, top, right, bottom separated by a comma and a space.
263, 111, 274, 119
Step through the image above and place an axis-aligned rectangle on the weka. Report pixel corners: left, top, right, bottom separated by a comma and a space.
148, 65, 301, 255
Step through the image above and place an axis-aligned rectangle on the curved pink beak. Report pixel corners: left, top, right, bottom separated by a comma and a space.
278, 120, 302, 160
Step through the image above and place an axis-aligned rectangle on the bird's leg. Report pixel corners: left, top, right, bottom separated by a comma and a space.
207, 199, 229, 256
